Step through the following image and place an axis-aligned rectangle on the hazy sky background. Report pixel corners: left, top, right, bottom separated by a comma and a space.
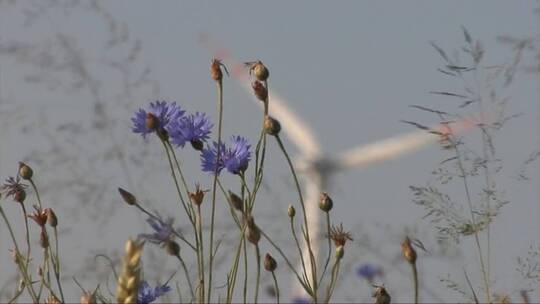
0, 1, 539, 302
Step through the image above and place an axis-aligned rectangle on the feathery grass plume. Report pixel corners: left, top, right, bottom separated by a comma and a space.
116, 239, 144, 304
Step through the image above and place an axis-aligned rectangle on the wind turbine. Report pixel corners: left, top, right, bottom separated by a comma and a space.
200, 34, 474, 298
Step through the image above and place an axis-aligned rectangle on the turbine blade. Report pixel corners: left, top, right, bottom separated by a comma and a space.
198, 33, 321, 157
337, 118, 475, 170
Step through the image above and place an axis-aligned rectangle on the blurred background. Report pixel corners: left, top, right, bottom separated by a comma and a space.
0, 1, 538, 302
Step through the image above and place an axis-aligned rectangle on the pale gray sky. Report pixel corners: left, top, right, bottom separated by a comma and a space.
0, 1, 539, 302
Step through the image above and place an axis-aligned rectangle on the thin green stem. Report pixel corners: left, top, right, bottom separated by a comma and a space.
275, 135, 318, 300
290, 218, 310, 290
243, 238, 248, 304
29, 179, 43, 209
318, 212, 332, 286
254, 245, 261, 303
412, 263, 418, 304
166, 141, 196, 220
324, 259, 341, 304
51, 227, 65, 303
208, 79, 224, 303
176, 254, 195, 301
196, 205, 205, 303
271, 271, 280, 304
19, 203, 31, 271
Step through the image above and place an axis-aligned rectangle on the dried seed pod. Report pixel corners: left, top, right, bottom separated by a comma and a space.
189, 184, 208, 206
40, 230, 49, 249
250, 61, 269, 81
46, 208, 58, 227
118, 188, 137, 206
319, 192, 333, 212
336, 245, 345, 260
80, 291, 96, 304
264, 116, 281, 136
164, 240, 180, 257
288, 205, 296, 218
401, 236, 417, 265
228, 191, 244, 212
264, 253, 277, 272
18, 162, 33, 180
373, 285, 391, 304
245, 216, 261, 245
252, 81, 268, 101
14, 190, 26, 204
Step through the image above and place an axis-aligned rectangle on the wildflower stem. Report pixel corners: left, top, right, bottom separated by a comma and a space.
208, 78, 224, 303
51, 227, 65, 303
451, 136, 490, 303
165, 141, 197, 220
254, 244, 261, 303
260, 230, 314, 296
290, 218, 310, 290
226, 224, 246, 303
411, 262, 418, 304
19, 202, 32, 271
243, 238, 249, 304
274, 134, 318, 300
0, 205, 38, 302
196, 204, 205, 303
271, 271, 280, 304
29, 179, 43, 209
318, 212, 332, 286
324, 259, 341, 304
176, 254, 195, 301
160, 139, 195, 226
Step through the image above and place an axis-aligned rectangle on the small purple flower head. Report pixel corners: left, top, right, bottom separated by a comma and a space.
132, 101, 185, 138
167, 112, 213, 149
356, 263, 381, 281
201, 136, 251, 175
291, 296, 311, 304
138, 281, 171, 304
138, 216, 177, 245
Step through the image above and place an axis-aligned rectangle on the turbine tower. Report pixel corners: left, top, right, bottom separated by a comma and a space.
200, 35, 474, 298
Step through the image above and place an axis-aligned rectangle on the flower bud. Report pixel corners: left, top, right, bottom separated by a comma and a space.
145, 113, 159, 131
118, 188, 137, 206
156, 128, 169, 141
46, 208, 58, 227
287, 205, 296, 218
210, 58, 224, 81
401, 236, 417, 265
14, 190, 26, 204
81, 291, 97, 304
164, 240, 180, 257
252, 81, 268, 101
191, 139, 204, 151
40, 230, 49, 249
228, 191, 244, 212
18, 162, 33, 180
373, 285, 391, 304
264, 253, 277, 272
319, 192, 333, 212
264, 116, 281, 136
38, 266, 43, 277
246, 216, 261, 245
336, 245, 345, 260
251, 61, 269, 81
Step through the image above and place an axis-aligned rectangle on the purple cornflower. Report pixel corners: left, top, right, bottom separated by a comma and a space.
291, 296, 311, 304
167, 112, 213, 149
201, 136, 251, 175
356, 263, 381, 281
137, 281, 171, 304
138, 216, 177, 245
131, 101, 185, 138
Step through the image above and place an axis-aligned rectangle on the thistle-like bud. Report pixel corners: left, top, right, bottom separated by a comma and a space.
189, 184, 207, 206
18, 162, 33, 180
264, 116, 281, 136
46, 294, 61, 304
118, 188, 137, 206
145, 113, 159, 131
264, 253, 277, 272
401, 236, 417, 265
252, 81, 268, 101
372, 285, 391, 304
210, 58, 224, 81
319, 192, 333, 212
250, 61, 269, 81
156, 128, 169, 142
14, 190, 26, 204
336, 245, 345, 260
38, 266, 43, 277
164, 240, 180, 257
191, 139, 204, 151
80, 291, 97, 304
228, 190, 244, 212
40, 230, 49, 249
46, 208, 58, 227
245, 216, 261, 245
288, 205, 296, 218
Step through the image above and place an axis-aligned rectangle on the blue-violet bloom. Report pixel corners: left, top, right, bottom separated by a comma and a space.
138, 281, 171, 304
138, 216, 177, 245
356, 263, 381, 281
201, 136, 251, 175
167, 112, 213, 149
132, 101, 185, 138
